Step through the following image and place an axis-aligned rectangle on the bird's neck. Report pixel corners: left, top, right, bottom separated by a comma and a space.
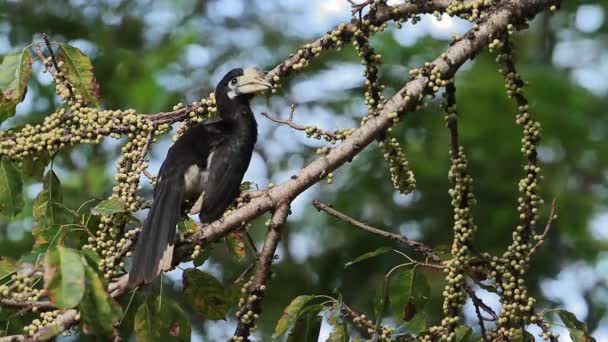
233, 108, 258, 146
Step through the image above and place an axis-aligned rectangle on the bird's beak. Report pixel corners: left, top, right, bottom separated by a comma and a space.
236, 67, 273, 94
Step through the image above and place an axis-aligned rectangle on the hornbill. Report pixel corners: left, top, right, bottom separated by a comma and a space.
127, 68, 272, 288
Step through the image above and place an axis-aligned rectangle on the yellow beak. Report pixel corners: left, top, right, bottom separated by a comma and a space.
236, 67, 273, 94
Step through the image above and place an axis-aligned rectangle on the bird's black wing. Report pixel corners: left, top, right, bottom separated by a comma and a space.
128, 123, 222, 287
198, 135, 254, 223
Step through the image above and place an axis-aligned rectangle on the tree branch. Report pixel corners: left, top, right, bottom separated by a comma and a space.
312, 200, 441, 263
233, 203, 290, 341
186, 0, 558, 263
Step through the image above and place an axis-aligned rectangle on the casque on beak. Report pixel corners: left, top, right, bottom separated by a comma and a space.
236, 67, 273, 94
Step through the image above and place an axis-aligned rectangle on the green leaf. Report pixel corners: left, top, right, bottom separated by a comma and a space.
390, 267, 430, 321
344, 247, 392, 268
134, 296, 191, 342
0, 48, 32, 121
32, 224, 68, 253
32, 171, 66, 235
43, 246, 85, 309
81, 249, 101, 265
240, 181, 253, 191
393, 312, 427, 336
182, 268, 229, 320
373, 282, 388, 326
0, 157, 23, 217
454, 325, 472, 342
226, 231, 246, 261
23, 153, 51, 179
91, 198, 125, 216
0, 95, 17, 123
286, 304, 323, 342
0, 256, 16, 280
326, 320, 349, 342
273, 295, 316, 339
509, 329, 534, 342
58, 44, 100, 106
178, 217, 199, 233
557, 310, 596, 342
79, 263, 122, 335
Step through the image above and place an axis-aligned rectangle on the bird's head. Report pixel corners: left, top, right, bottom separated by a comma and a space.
215, 67, 272, 119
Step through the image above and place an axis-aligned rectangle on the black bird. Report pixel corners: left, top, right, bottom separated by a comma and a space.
128, 68, 271, 287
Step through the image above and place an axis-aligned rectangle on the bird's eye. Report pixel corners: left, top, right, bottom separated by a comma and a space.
230, 78, 238, 86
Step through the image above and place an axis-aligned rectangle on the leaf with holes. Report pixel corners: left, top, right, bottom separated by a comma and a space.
43, 246, 85, 309
273, 295, 316, 339
0, 157, 23, 217
58, 44, 101, 106
79, 263, 122, 335
344, 246, 392, 268
91, 198, 125, 216
182, 268, 229, 320
0, 48, 31, 121
0, 94, 17, 122
134, 296, 190, 342
226, 231, 246, 261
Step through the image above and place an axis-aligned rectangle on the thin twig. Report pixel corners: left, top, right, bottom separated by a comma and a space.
528, 199, 557, 257
465, 286, 499, 321
465, 286, 490, 341
0, 299, 55, 310
313, 200, 442, 264
261, 105, 342, 141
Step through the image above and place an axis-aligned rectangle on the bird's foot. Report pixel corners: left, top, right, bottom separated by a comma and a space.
108, 274, 130, 297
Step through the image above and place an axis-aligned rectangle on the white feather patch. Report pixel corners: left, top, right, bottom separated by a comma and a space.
160, 243, 174, 272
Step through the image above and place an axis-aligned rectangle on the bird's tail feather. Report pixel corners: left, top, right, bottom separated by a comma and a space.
128, 179, 183, 287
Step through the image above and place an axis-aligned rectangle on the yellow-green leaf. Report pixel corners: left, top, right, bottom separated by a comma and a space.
226, 231, 246, 261
273, 295, 316, 339
0, 257, 16, 281
43, 246, 85, 309
344, 246, 392, 268
91, 198, 125, 216
182, 269, 229, 320
134, 296, 190, 342
326, 321, 349, 342
0, 157, 23, 217
0, 48, 31, 121
58, 44, 100, 106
